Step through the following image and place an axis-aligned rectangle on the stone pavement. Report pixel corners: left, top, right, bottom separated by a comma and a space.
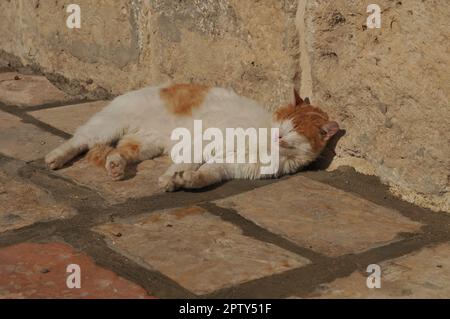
1, 72, 450, 299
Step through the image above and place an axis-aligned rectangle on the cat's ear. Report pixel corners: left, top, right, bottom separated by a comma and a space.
292, 88, 304, 106
320, 121, 340, 141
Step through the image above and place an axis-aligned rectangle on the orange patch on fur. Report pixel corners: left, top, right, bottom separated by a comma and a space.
112, 140, 141, 162
86, 145, 114, 167
275, 104, 331, 153
160, 83, 209, 116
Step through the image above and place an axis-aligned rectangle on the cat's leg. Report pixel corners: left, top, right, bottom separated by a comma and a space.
105, 133, 164, 180
158, 163, 202, 191
165, 161, 262, 191
167, 163, 232, 191
46, 117, 124, 170
45, 135, 90, 170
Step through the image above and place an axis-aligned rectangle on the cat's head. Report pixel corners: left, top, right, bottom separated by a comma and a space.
273, 90, 340, 161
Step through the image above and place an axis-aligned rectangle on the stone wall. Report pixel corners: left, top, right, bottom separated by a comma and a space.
0, 0, 448, 212
298, 0, 449, 212
0, 0, 299, 108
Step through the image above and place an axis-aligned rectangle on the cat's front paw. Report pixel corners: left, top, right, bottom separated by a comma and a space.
158, 174, 174, 192
158, 172, 183, 192
105, 153, 126, 181
159, 171, 194, 192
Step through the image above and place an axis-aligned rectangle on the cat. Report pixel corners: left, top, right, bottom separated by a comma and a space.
45, 83, 339, 191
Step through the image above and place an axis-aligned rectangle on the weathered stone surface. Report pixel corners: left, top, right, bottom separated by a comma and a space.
30, 101, 108, 134
215, 176, 422, 257
58, 156, 171, 203
0, 242, 153, 298
94, 206, 310, 295
0, 0, 298, 109
0, 171, 75, 233
309, 243, 450, 298
0, 111, 65, 161
1, 0, 447, 213
0, 72, 68, 107
297, 0, 450, 212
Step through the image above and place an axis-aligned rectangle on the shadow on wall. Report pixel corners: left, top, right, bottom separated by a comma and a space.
306, 129, 346, 171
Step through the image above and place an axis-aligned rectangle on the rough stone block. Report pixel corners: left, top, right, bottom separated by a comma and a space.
215, 176, 422, 256
94, 206, 310, 295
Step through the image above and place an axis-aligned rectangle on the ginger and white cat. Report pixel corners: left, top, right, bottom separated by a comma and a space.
45, 83, 339, 191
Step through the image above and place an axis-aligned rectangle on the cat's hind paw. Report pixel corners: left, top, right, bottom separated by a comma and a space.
105, 153, 126, 181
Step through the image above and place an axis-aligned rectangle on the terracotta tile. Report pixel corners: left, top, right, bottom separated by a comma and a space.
0, 242, 154, 298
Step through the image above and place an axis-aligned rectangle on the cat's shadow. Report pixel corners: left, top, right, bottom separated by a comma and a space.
121, 165, 138, 181
304, 129, 346, 171
181, 182, 227, 193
